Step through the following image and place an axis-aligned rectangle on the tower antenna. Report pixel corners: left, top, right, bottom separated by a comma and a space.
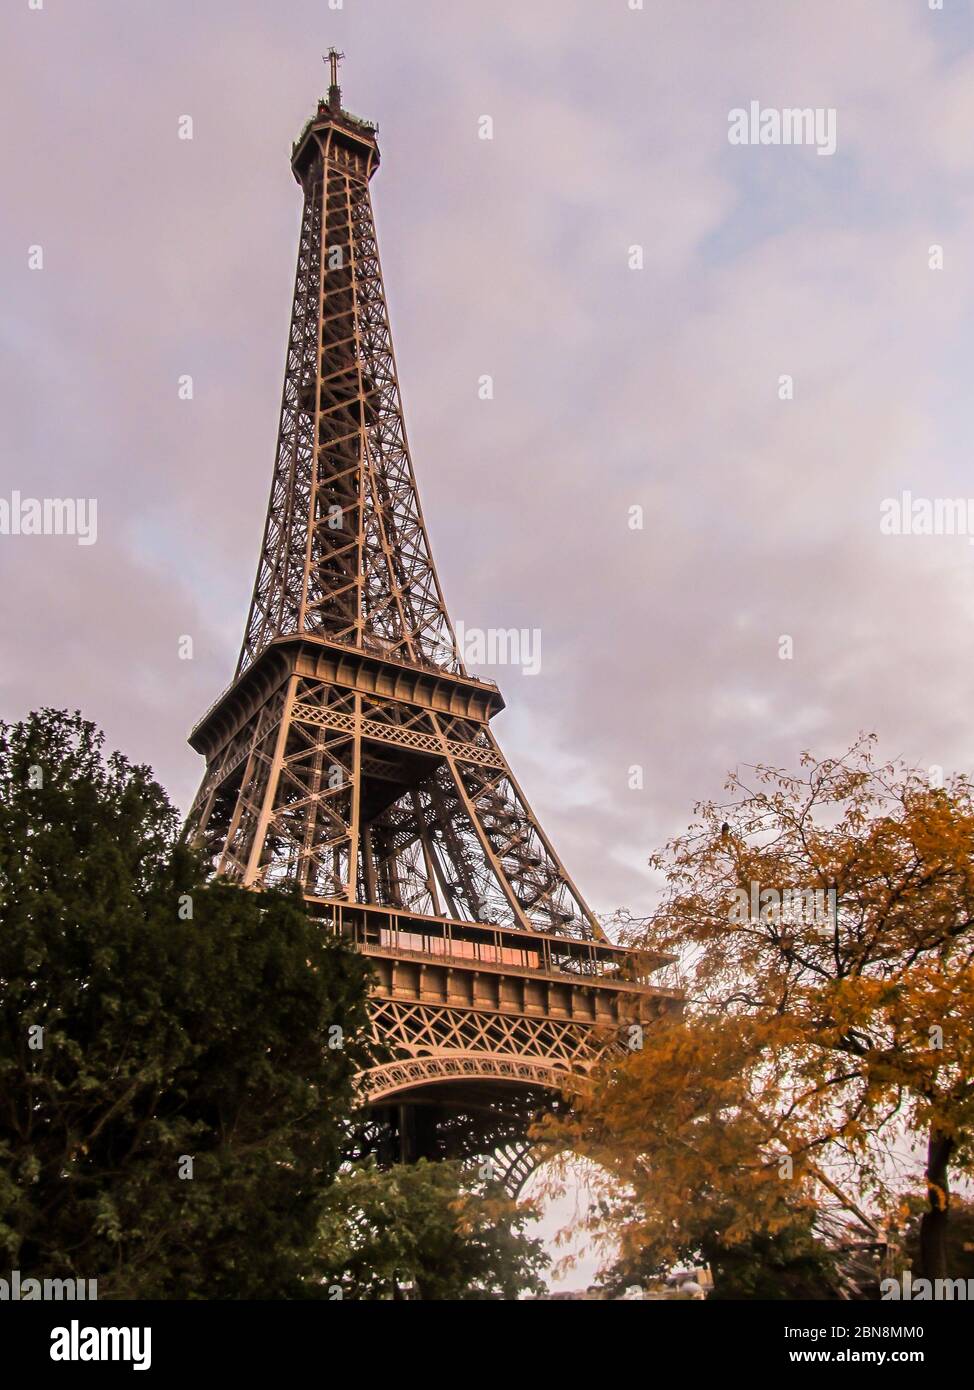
324, 48, 344, 112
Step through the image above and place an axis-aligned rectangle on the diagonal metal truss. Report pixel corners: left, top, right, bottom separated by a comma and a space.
368, 996, 606, 1069
190, 669, 602, 939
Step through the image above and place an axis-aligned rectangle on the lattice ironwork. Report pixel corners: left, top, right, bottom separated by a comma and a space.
186, 68, 678, 1177
495, 1140, 544, 1199
361, 1055, 583, 1106
368, 996, 606, 1068
236, 84, 459, 679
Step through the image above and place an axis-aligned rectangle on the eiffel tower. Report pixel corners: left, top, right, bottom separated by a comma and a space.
186, 56, 678, 1191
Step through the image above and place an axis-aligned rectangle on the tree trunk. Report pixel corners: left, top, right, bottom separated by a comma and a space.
918, 1127, 953, 1281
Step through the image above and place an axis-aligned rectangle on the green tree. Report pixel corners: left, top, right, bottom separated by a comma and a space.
597, 1197, 842, 1301
0, 709, 373, 1298
317, 1159, 549, 1299
700, 1220, 841, 1301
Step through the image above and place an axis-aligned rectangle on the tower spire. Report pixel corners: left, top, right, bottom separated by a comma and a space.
325, 47, 344, 113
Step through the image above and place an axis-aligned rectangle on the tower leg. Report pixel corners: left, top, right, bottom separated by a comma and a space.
397, 1103, 414, 1164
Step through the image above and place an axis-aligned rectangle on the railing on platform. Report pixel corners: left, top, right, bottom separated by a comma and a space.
312, 900, 666, 990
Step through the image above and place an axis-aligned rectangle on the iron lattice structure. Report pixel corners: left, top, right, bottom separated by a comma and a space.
187, 68, 679, 1188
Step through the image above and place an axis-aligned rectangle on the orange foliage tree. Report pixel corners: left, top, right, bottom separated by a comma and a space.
544, 738, 974, 1285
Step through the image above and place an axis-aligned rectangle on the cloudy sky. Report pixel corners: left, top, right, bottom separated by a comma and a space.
4, 0, 974, 921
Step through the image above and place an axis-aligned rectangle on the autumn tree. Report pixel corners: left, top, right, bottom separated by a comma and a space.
0, 709, 374, 1298
316, 1158, 549, 1299
544, 739, 974, 1287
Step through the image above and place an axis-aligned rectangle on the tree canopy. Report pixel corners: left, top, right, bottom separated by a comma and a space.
317, 1158, 549, 1299
544, 739, 974, 1288
0, 709, 374, 1298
